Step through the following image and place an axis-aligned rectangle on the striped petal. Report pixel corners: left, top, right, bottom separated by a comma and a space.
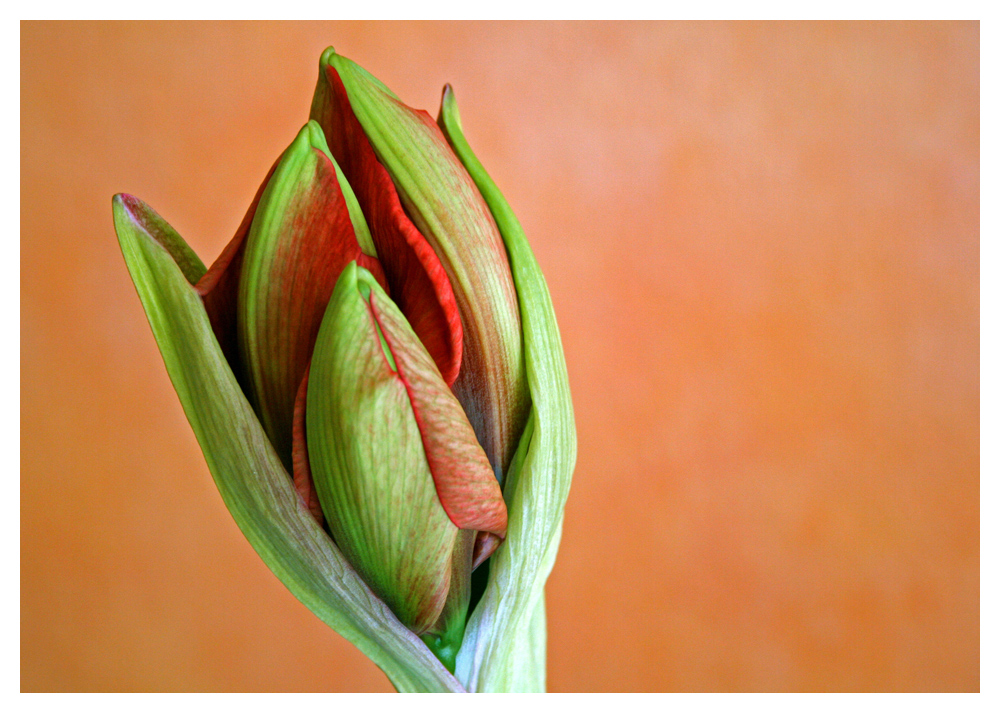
237, 120, 385, 469
310, 50, 462, 387
317, 49, 530, 486
306, 263, 505, 641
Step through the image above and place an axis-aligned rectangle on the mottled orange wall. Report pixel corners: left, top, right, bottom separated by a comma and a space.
21, 21, 978, 691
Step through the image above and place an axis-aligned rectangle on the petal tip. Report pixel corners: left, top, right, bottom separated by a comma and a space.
319, 46, 337, 67
113, 192, 139, 218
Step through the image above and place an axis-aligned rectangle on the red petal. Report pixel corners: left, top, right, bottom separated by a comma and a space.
194, 158, 278, 373
313, 66, 463, 386
291, 365, 325, 526
239, 143, 386, 466
369, 288, 506, 538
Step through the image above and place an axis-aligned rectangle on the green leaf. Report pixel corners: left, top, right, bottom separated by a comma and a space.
438, 88, 577, 692
113, 194, 463, 693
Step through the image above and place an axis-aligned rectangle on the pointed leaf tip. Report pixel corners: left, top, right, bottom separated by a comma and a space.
319, 46, 337, 68
113, 194, 206, 285
438, 84, 461, 131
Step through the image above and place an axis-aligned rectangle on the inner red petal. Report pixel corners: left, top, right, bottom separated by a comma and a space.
315, 65, 463, 386
195, 159, 278, 374
291, 365, 325, 526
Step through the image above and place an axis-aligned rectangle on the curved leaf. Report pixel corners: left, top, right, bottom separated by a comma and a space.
438, 88, 577, 693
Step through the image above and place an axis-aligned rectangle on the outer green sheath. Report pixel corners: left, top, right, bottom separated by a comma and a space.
113, 195, 463, 693
439, 90, 577, 692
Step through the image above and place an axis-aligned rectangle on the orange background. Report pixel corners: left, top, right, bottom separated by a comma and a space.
21, 22, 979, 691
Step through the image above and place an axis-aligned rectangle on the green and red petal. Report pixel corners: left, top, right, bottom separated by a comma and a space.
291, 364, 324, 525
321, 51, 530, 486
368, 286, 506, 539
237, 121, 385, 468
311, 54, 462, 386
307, 263, 459, 634
192, 159, 277, 375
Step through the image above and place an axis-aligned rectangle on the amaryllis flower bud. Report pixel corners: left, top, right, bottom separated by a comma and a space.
181, 117, 505, 668
111, 45, 574, 693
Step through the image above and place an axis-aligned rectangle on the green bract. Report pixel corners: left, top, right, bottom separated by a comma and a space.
439, 86, 577, 692
113, 47, 575, 693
